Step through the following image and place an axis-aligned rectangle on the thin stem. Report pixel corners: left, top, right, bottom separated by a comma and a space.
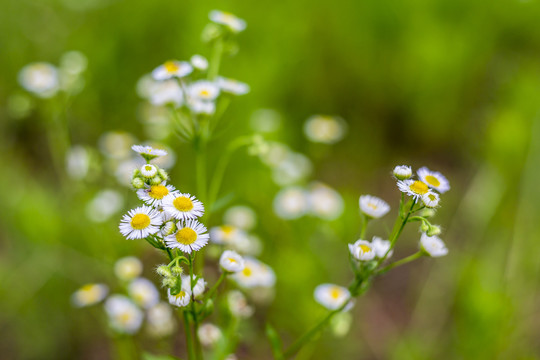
376, 252, 423, 275
360, 215, 369, 239
205, 272, 227, 302
208, 37, 224, 80
378, 198, 416, 266
183, 310, 196, 360
188, 253, 203, 360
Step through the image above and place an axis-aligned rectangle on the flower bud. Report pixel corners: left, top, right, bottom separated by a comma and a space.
131, 177, 145, 189
158, 169, 169, 181
171, 265, 183, 276
420, 208, 436, 218
393, 165, 412, 180
427, 225, 442, 236
156, 265, 172, 277
420, 222, 430, 233
150, 175, 163, 185
162, 276, 178, 289
132, 168, 142, 178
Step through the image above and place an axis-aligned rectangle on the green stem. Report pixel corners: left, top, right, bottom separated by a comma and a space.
378, 198, 416, 266
376, 252, 423, 275
360, 215, 369, 239
206, 272, 227, 301
188, 253, 203, 360
183, 310, 196, 360
208, 37, 224, 80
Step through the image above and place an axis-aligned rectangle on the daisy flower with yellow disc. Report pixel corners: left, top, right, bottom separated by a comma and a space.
314, 284, 352, 311
397, 179, 431, 200
162, 192, 204, 220
164, 219, 209, 254
417, 167, 450, 194
137, 183, 178, 207
152, 60, 192, 81
119, 205, 162, 240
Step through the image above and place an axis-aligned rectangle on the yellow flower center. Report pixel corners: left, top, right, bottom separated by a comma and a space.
228, 257, 237, 263
242, 267, 252, 277
367, 202, 378, 210
131, 213, 151, 229
176, 227, 197, 245
149, 185, 169, 199
164, 61, 179, 73
425, 175, 441, 187
81, 284, 94, 292
409, 180, 429, 195
330, 287, 342, 299
118, 312, 132, 324
221, 225, 234, 234
173, 196, 194, 212
175, 291, 186, 298
144, 165, 153, 171
199, 89, 210, 97
428, 193, 437, 201
359, 244, 371, 254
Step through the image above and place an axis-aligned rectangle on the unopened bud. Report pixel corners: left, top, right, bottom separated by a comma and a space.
420, 209, 436, 218
427, 225, 442, 237
158, 169, 169, 181
171, 265, 183, 276
131, 177, 145, 189
162, 276, 178, 289
156, 265, 172, 277
420, 222, 430, 233
150, 175, 163, 185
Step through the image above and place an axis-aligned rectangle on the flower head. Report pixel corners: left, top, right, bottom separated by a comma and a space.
217, 76, 250, 95
422, 191, 440, 208
393, 165, 412, 180
210, 225, 248, 245
162, 193, 205, 221
71, 283, 108, 307
314, 284, 352, 311
104, 295, 144, 334
371, 236, 392, 258
147, 302, 175, 338
137, 183, 177, 207
114, 256, 143, 281
181, 275, 207, 298
119, 206, 163, 240
303, 115, 346, 144
417, 167, 450, 194
308, 182, 344, 220
188, 80, 220, 101
209, 10, 247, 32
168, 288, 191, 307
164, 219, 209, 253
420, 233, 448, 257
397, 179, 430, 200
132, 145, 168, 161
220, 250, 245, 273
227, 290, 254, 318
152, 60, 192, 80
198, 323, 223, 347
223, 205, 257, 231
128, 278, 160, 309
359, 195, 390, 219
232, 257, 275, 288
348, 239, 376, 261
191, 55, 209, 71
273, 186, 309, 220
19, 62, 59, 98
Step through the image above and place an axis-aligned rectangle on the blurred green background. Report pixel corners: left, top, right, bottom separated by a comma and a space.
2, 0, 540, 359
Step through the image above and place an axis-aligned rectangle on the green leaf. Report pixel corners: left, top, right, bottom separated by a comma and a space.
266, 323, 284, 360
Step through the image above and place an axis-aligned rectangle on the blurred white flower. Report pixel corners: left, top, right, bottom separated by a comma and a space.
217, 76, 250, 95
258, 142, 290, 168
223, 205, 257, 231
210, 225, 248, 245
181, 275, 207, 299
232, 257, 275, 288
314, 284, 352, 311
152, 60, 192, 80
220, 250, 245, 273
168, 288, 191, 307
71, 283, 108, 307
188, 80, 220, 101
271, 152, 312, 186
420, 233, 448, 257
209, 10, 247, 32
348, 239, 376, 261
128, 278, 160, 309
18, 62, 59, 98
66, 145, 90, 180
104, 295, 144, 334
303, 115, 346, 144
308, 182, 344, 220
188, 99, 216, 115
86, 189, 124, 223
149, 79, 184, 107
371, 236, 392, 258
417, 167, 450, 194
273, 186, 309, 220
98, 131, 137, 159
227, 290, 254, 318
114, 256, 143, 281
191, 55, 209, 71
359, 195, 390, 219
60, 51, 87, 75
197, 323, 223, 347
422, 191, 440, 208
146, 302, 175, 338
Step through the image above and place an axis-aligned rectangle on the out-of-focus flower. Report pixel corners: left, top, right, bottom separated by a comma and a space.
271, 152, 312, 186
393, 165, 412, 180
348, 239, 376, 261
220, 250, 245, 273
149, 79, 184, 107
209, 10, 246, 33
217, 76, 250, 95
232, 257, 275, 288
128, 278, 160, 309
188, 98, 216, 115
417, 167, 450, 194
371, 236, 392, 258
227, 290, 254, 318
198, 323, 223, 347
66, 145, 90, 180
98, 131, 136, 159
303, 115, 346, 144
119, 205, 163, 240
191, 55, 209, 71
397, 180, 430, 200
188, 80, 220, 101
104, 295, 144, 334
273, 186, 309, 220
181, 275, 206, 298
308, 182, 344, 220
152, 60, 192, 80
146, 302, 175, 337
359, 195, 390, 219
59, 51, 87, 75
164, 219, 209, 254
71, 283, 108, 307
168, 288, 191, 307
422, 191, 440, 208
420, 233, 448, 257
114, 256, 143, 281
86, 189, 124, 223
314, 284, 352, 311
18, 62, 60, 98
209, 225, 248, 245
223, 205, 257, 231
258, 142, 289, 167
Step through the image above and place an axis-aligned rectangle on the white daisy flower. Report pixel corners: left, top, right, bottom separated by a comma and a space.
168, 288, 191, 307
393, 165, 412, 180
422, 191, 440, 208
114, 256, 143, 281
417, 167, 450, 194
198, 323, 223, 347
273, 186, 309, 220
146, 302, 175, 338
223, 205, 257, 231
140, 164, 158, 178
164, 219, 209, 253
314, 284, 352, 311
188, 80, 220, 101
161, 220, 177, 237
104, 295, 144, 334
149, 79, 184, 107
132, 144, 168, 159
181, 275, 207, 298
348, 239, 376, 261
71, 283, 108, 307
359, 195, 390, 219
191, 55, 209, 71
397, 179, 430, 200
128, 278, 160, 309
420, 233, 448, 257
232, 257, 275, 288
220, 250, 245, 273
137, 183, 177, 207
209, 10, 247, 32
18, 62, 60, 98
152, 60, 193, 80
188, 99, 216, 115
162, 193, 205, 220
119, 206, 163, 240
303, 115, 347, 144
209, 225, 248, 245
227, 290, 254, 318
217, 76, 250, 95
308, 182, 344, 220
371, 236, 392, 258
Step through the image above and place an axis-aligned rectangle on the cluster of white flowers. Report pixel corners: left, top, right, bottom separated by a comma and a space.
273, 182, 344, 220
18, 51, 87, 98
73, 256, 175, 337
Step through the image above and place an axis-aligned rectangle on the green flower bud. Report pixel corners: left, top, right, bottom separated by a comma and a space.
420, 222, 430, 233
131, 177, 145, 189
156, 265, 172, 277
420, 208, 436, 218
171, 265, 183, 276
150, 175, 163, 185
158, 169, 169, 181
427, 225, 442, 237
162, 276, 178, 289
132, 169, 142, 178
